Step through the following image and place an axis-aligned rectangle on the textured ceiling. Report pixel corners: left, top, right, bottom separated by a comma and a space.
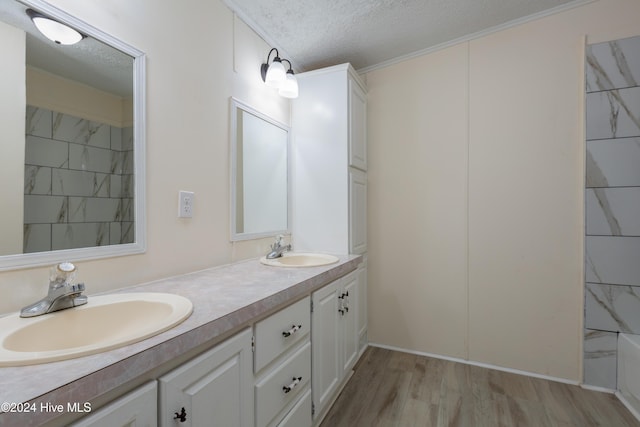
0, 1, 133, 98
224, 0, 587, 72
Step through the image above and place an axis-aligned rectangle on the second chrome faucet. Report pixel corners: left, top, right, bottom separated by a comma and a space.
266, 235, 292, 259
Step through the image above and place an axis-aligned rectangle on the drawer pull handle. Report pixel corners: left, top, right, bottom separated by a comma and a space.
283, 376, 302, 394
174, 407, 187, 422
282, 324, 302, 337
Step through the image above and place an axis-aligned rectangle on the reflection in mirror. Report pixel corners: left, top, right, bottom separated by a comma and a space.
230, 98, 290, 241
0, 0, 146, 270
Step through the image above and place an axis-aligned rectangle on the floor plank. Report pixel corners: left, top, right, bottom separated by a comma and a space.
319, 347, 640, 427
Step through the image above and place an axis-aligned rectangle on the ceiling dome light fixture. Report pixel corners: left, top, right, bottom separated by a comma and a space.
261, 48, 298, 98
26, 9, 84, 45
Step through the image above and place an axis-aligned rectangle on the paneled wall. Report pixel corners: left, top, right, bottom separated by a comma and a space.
584, 35, 640, 389
24, 106, 134, 253
367, 0, 640, 381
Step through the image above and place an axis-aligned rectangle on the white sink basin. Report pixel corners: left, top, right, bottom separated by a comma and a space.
260, 253, 339, 268
0, 292, 192, 366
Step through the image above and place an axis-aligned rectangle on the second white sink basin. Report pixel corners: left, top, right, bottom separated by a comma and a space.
0, 292, 192, 366
260, 253, 339, 267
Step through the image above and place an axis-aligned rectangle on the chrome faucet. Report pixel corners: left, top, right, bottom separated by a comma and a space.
266, 235, 292, 259
20, 262, 88, 318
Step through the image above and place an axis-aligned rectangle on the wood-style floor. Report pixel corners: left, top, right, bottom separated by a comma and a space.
320, 346, 640, 427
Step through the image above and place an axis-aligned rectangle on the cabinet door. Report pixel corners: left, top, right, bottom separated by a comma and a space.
159, 328, 253, 427
70, 381, 157, 427
349, 78, 367, 171
349, 168, 367, 254
341, 272, 359, 377
311, 280, 341, 420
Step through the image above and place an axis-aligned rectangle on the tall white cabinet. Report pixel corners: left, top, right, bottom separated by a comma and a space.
292, 63, 368, 424
292, 63, 367, 256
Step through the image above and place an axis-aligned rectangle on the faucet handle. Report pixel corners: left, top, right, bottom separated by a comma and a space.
271, 234, 284, 250
71, 283, 85, 293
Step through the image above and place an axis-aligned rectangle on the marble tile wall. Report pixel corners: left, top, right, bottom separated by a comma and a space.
584, 35, 640, 389
23, 107, 134, 253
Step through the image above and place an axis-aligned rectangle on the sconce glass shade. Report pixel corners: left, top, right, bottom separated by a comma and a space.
279, 72, 299, 98
27, 9, 83, 45
265, 59, 286, 88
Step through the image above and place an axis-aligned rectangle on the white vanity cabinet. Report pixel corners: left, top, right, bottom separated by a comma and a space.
254, 296, 312, 427
158, 328, 253, 427
311, 271, 359, 422
70, 381, 157, 427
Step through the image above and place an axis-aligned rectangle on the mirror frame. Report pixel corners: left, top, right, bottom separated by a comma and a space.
0, 0, 146, 270
230, 98, 291, 241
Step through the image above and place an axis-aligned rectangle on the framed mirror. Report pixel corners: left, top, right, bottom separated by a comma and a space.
230, 98, 290, 241
0, 0, 146, 270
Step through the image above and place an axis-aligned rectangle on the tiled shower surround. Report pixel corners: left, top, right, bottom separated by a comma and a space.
24, 106, 134, 253
584, 35, 640, 389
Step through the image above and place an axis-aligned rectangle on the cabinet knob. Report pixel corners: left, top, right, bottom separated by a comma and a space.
282, 324, 302, 338
283, 376, 302, 394
174, 407, 187, 422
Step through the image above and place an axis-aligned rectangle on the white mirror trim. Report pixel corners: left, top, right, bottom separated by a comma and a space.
0, 0, 146, 271
230, 97, 291, 241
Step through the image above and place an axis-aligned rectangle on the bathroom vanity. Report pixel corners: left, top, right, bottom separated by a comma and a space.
0, 255, 364, 427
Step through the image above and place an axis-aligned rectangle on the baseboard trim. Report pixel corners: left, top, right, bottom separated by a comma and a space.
368, 342, 581, 386
581, 383, 616, 394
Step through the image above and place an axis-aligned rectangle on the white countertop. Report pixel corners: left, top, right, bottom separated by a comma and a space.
0, 254, 362, 426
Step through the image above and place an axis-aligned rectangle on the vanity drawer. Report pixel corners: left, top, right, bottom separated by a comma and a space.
277, 388, 312, 427
255, 341, 311, 427
254, 296, 310, 372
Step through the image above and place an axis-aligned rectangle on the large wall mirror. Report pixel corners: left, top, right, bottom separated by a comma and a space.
230, 98, 290, 241
0, 0, 146, 270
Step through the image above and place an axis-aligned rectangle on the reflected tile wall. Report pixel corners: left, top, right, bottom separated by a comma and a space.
584, 329, 618, 389
586, 283, 640, 333
53, 112, 110, 148
51, 223, 110, 250
584, 35, 640, 390
586, 188, 640, 236
24, 107, 134, 252
586, 37, 640, 93
586, 88, 640, 140
586, 138, 640, 188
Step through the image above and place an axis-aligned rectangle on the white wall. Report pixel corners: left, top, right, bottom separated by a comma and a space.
0, 21, 25, 257
27, 66, 131, 127
0, 0, 290, 315
366, 0, 640, 380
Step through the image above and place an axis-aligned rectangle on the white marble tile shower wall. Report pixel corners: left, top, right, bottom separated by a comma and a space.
23, 106, 134, 253
584, 35, 640, 389
584, 329, 618, 388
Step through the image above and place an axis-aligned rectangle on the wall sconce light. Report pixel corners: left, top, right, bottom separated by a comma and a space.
26, 9, 84, 45
261, 48, 298, 99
